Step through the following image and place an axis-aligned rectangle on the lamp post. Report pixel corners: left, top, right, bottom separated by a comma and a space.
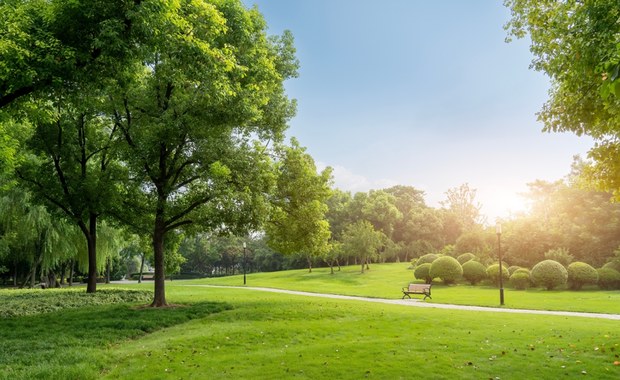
496, 222, 505, 305
243, 242, 247, 285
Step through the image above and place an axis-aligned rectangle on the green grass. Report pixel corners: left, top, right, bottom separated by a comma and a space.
101, 285, 620, 379
1, 264, 619, 379
186, 262, 620, 314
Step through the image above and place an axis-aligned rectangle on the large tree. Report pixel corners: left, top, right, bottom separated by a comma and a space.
505, 0, 620, 195
266, 139, 333, 273
111, 0, 298, 306
0, 0, 145, 109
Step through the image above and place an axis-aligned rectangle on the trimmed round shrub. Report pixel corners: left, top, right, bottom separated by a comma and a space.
413, 263, 433, 284
508, 266, 521, 275
457, 252, 476, 265
602, 261, 620, 272
462, 260, 487, 285
429, 256, 463, 285
597, 267, 620, 290
567, 262, 598, 290
486, 264, 509, 286
513, 268, 531, 276
510, 272, 530, 290
531, 260, 568, 290
417, 253, 439, 265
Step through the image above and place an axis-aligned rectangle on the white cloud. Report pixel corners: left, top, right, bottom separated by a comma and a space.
317, 162, 398, 193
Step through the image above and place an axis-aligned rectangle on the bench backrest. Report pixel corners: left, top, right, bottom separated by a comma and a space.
408, 284, 431, 292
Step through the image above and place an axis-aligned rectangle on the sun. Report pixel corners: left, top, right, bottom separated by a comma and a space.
480, 187, 530, 222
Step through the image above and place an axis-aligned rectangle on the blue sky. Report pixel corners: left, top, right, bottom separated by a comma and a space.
244, 0, 593, 221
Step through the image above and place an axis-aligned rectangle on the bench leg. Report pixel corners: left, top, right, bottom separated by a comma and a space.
402, 293, 411, 300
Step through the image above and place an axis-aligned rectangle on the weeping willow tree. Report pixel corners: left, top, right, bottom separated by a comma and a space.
0, 189, 78, 287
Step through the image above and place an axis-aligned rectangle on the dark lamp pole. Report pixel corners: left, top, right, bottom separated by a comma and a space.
243, 242, 247, 285
496, 223, 505, 305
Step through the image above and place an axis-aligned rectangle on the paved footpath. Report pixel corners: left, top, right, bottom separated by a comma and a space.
183, 284, 620, 321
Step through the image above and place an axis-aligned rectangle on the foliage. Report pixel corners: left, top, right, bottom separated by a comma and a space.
505, 0, 620, 200
510, 272, 531, 290
429, 256, 462, 285
507, 265, 521, 275
440, 183, 484, 231
567, 262, 599, 290
0, 288, 151, 318
513, 268, 531, 276
544, 248, 574, 267
531, 260, 568, 290
461, 260, 487, 285
457, 252, 476, 264
341, 221, 385, 273
416, 253, 439, 265
597, 267, 620, 290
413, 263, 433, 284
266, 140, 333, 272
455, 230, 490, 255
486, 264, 510, 287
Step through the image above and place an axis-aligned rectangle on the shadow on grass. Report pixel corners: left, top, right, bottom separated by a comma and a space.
0, 301, 232, 379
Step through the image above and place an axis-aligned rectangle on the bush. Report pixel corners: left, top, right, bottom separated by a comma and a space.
462, 260, 487, 285
417, 253, 439, 265
567, 262, 598, 290
510, 272, 530, 290
508, 266, 521, 275
597, 267, 620, 290
429, 256, 463, 285
544, 248, 573, 267
413, 263, 433, 284
457, 252, 476, 265
602, 261, 620, 272
531, 260, 568, 290
513, 268, 531, 276
486, 264, 509, 286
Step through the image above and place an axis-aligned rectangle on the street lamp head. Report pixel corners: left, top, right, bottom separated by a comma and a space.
496, 222, 502, 235
243, 242, 246, 249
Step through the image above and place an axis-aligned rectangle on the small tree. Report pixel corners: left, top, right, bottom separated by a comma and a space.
531, 260, 568, 290
567, 262, 598, 290
462, 260, 487, 285
429, 256, 462, 285
413, 263, 433, 284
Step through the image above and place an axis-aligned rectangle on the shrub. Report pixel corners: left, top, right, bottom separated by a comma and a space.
457, 252, 476, 264
417, 253, 439, 265
602, 261, 620, 272
486, 264, 509, 286
510, 272, 530, 290
413, 263, 433, 284
513, 268, 531, 276
462, 260, 487, 285
597, 268, 620, 290
508, 266, 521, 275
429, 256, 463, 285
567, 262, 598, 290
531, 260, 568, 290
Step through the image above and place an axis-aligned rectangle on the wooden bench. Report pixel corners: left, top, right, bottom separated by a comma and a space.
401, 283, 432, 300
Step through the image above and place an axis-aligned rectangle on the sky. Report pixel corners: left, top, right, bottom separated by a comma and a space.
243, 0, 594, 222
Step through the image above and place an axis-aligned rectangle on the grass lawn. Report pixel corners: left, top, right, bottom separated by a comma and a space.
1, 264, 619, 379
186, 262, 620, 314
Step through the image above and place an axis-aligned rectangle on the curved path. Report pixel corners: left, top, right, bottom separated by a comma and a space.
183, 284, 620, 321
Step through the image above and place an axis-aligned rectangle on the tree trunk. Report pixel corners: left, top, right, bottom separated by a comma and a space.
105, 256, 111, 284
307, 257, 312, 273
13, 264, 17, 287
69, 259, 74, 287
59, 263, 66, 285
85, 214, 98, 293
138, 252, 145, 283
151, 206, 167, 307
